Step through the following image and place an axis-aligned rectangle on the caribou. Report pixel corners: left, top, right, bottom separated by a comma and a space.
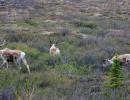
49, 37, 61, 66
0, 40, 30, 73
49, 38, 60, 57
103, 54, 130, 67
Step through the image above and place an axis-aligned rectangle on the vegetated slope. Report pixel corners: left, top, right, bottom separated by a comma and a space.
0, 0, 130, 100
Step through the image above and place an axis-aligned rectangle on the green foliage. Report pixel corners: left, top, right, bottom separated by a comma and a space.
70, 19, 99, 34
30, 53, 50, 71
70, 20, 97, 28
24, 19, 38, 27
107, 55, 124, 89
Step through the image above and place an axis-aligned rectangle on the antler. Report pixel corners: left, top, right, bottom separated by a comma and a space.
0, 40, 6, 47
49, 37, 63, 45
49, 37, 53, 44
55, 39, 60, 45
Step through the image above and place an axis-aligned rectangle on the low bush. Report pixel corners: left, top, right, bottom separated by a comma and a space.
24, 19, 38, 27
70, 19, 97, 29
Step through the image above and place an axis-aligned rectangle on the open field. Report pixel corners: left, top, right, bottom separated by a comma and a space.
0, 0, 130, 100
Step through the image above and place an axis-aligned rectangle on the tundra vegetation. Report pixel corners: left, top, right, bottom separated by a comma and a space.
0, 0, 130, 100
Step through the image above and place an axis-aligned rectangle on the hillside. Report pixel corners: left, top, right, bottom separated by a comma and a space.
0, 0, 130, 100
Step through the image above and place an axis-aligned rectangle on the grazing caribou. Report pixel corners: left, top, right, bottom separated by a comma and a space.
103, 54, 130, 67
0, 40, 30, 73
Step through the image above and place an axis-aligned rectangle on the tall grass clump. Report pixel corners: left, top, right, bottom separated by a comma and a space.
15, 77, 35, 100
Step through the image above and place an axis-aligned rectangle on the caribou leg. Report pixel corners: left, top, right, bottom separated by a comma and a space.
22, 58, 30, 74
17, 61, 22, 70
0, 60, 8, 70
15, 57, 21, 70
0, 61, 6, 68
6, 61, 8, 69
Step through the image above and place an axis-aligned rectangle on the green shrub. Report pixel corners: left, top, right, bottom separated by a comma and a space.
24, 19, 38, 27
30, 53, 50, 71
70, 19, 97, 28
107, 55, 124, 89
79, 26, 102, 35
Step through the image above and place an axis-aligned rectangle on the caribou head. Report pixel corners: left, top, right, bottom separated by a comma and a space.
102, 58, 114, 67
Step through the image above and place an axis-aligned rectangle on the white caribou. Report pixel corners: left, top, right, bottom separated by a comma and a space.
49, 38, 60, 57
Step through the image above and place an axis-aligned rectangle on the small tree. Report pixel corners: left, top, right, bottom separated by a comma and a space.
108, 55, 124, 89
105, 55, 124, 99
